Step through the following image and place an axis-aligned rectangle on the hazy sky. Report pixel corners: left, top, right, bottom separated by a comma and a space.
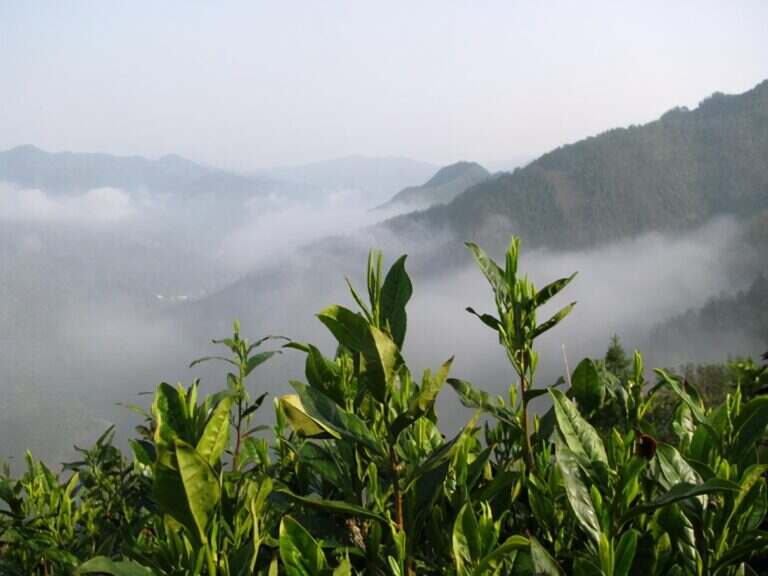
1, 1, 766, 170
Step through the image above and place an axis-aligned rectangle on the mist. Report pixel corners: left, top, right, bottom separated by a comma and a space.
0, 175, 763, 468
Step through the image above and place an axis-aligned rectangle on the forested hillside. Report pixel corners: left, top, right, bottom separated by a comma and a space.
388, 81, 768, 249
381, 161, 491, 209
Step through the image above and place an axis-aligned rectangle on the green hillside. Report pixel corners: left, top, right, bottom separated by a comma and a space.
381, 161, 491, 209
388, 80, 768, 248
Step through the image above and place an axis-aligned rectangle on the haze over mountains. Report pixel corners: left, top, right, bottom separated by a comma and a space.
388, 80, 768, 250
1, 80, 767, 467
380, 161, 491, 210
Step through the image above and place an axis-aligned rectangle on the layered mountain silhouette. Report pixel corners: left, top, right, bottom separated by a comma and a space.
0, 144, 274, 197
379, 161, 491, 209
386, 81, 768, 249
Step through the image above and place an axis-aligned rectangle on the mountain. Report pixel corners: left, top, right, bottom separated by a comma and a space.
265, 155, 438, 205
380, 161, 491, 209
386, 80, 768, 249
649, 273, 768, 366
0, 145, 275, 197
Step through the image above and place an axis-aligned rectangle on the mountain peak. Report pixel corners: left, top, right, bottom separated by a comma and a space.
382, 161, 490, 209
424, 161, 490, 187
387, 78, 768, 249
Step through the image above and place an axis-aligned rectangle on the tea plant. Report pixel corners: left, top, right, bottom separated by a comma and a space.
0, 236, 766, 575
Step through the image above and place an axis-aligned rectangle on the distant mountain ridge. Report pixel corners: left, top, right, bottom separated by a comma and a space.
387, 80, 768, 249
0, 146, 438, 206
0, 145, 276, 198
264, 155, 437, 205
380, 161, 491, 209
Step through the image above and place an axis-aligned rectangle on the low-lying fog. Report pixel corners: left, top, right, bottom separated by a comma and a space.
0, 179, 763, 468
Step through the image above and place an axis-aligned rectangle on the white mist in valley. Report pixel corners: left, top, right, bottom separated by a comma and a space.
0, 173, 761, 467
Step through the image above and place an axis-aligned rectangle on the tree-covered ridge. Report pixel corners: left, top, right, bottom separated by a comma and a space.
380, 161, 491, 210
388, 80, 768, 249
1, 238, 767, 575
651, 273, 768, 360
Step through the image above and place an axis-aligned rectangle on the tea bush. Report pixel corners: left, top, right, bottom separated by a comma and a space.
1, 238, 767, 575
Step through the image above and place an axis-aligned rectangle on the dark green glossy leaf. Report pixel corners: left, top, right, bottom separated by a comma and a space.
534, 273, 577, 308
557, 443, 601, 545
621, 479, 740, 524
76, 557, 153, 576
530, 536, 564, 575
532, 302, 576, 340
317, 305, 399, 402
276, 488, 387, 523
732, 397, 768, 462
293, 381, 383, 454
550, 388, 607, 464
381, 254, 412, 348
245, 351, 278, 377
571, 358, 603, 414
279, 515, 327, 576
614, 529, 639, 576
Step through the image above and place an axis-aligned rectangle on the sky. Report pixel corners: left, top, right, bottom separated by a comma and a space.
0, 1, 766, 171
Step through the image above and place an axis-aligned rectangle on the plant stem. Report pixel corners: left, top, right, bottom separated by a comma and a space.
389, 445, 403, 530
233, 398, 242, 471
519, 368, 535, 473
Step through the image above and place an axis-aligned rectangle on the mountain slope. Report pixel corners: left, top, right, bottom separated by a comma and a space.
649, 273, 768, 365
381, 161, 491, 209
387, 80, 768, 249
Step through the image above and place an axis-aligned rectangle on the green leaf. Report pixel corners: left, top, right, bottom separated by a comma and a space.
152, 382, 188, 449
279, 393, 340, 439
196, 395, 232, 466
532, 302, 576, 339
716, 464, 768, 556
317, 304, 371, 353
614, 529, 639, 576
381, 254, 412, 348
408, 412, 481, 488
303, 344, 342, 399
731, 396, 768, 462
153, 464, 197, 539
189, 355, 239, 369
280, 515, 327, 576
297, 442, 353, 494
391, 357, 453, 438
655, 443, 706, 511
76, 557, 153, 576
571, 358, 603, 415
175, 440, 221, 542
557, 443, 601, 545
292, 381, 383, 454
276, 488, 387, 523
550, 388, 607, 464
655, 369, 719, 442
466, 307, 501, 332
317, 305, 400, 402
245, 350, 278, 377
534, 273, 577, 308
465, 242, 509, 303
475, 535, 530, 575
333, 556, 353, 576
621, 479, 740, 524
657, 504, 698, 572
530, 536, 564, 575
447, 378, 520, 429
453, 502, 481, 572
